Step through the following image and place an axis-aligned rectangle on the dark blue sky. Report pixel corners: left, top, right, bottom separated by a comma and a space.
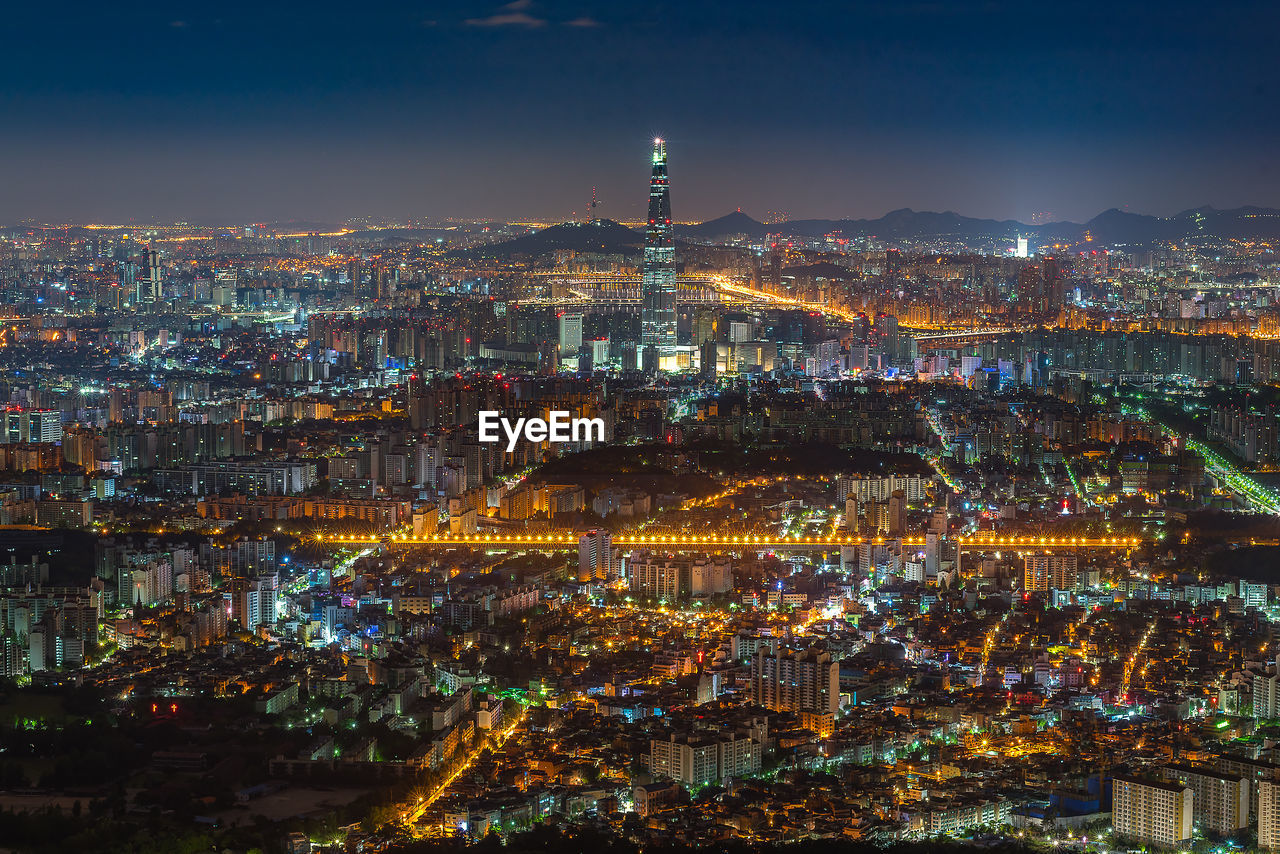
2, 1, 1277, 224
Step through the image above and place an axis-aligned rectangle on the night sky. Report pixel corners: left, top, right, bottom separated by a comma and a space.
3, 1, 1278, 224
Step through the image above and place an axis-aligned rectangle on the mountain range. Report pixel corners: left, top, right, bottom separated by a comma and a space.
678, 206, 1280, 245
446, 205, 1280, 260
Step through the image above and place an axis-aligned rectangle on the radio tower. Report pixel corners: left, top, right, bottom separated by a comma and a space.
640, 138, 676, 373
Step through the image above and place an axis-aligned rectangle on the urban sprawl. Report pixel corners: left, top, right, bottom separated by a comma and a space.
3, 141, 1280, 854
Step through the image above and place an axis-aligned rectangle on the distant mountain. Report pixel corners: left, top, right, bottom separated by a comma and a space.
798, 209, 1033, 241
675, 208, 1046, 244
1066, 206, 1280, 244
677, 210, 769, 240
452, 219, 643, 259
445, 205, 1280, 261
678, 206, 1280, 246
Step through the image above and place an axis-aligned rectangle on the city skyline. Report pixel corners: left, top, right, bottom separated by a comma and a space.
7, 4, 1280, 854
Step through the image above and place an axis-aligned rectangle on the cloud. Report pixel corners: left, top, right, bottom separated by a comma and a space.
169, 20, 189, 28
464, 11, 546, 26
563, 16, 601, 27
464, 1, 547, 28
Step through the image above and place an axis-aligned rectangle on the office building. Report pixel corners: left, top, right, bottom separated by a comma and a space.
558, 313, 583, 353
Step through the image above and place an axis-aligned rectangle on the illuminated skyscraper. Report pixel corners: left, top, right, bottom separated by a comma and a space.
137, 245, 162, 306
640, 138, 676, 372
148, 246, 162, 298
558, 312, 584, 353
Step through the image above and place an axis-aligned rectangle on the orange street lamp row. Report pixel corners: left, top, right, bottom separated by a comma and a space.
313, 532, 1142, 548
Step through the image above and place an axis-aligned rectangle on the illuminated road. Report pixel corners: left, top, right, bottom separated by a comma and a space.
980, 607, 1010, 674
1122, 403, 1280, 515
1120, 619, 1157, 703
1063, 458, 1096, 508
710, 276, 1013, 337
923, 408, 964, 493
317, 531, 1144, 550
402, 707, 527, 833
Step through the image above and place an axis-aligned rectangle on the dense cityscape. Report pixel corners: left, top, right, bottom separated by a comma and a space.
2, 132, 1280, 854
7, 0, 1280, 852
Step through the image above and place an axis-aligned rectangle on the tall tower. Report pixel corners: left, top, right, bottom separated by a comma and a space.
640, 138, 676, 372
138, 245, 161, 306
147, 246, 161, 299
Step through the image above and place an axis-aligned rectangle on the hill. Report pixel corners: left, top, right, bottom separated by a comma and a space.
452, 219, 642, 259
677, 210, 769, 240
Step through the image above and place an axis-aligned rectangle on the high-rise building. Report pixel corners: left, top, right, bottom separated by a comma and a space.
347, 257, 362, 295
924, 532, 942, 579
888, 490, 908, 536
577, 529, 611, 582
1213, 752, 1280, 821
1112, 775, 1194, 847
628, 553, 681, 600
1260, 780, 1280, 848
1253, 655, 1280, 718
590, 337, 610, 365
649, 733, 760, 786
1042, 253, 1064, 310
1023, 554, 1079, 592
751, 643, 839, 735
242, 573, 279, 629
136, 245, 162, 305
1160, 763, 1249, 835
130, 561, 173, 606
2, 409, 62, 444
692, 308, 720, 345
559, 313, 584, 353
836, 474, 932, 503
640, 138, 676, 372
884, 248, 902, 279
627, 550, 732, 600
